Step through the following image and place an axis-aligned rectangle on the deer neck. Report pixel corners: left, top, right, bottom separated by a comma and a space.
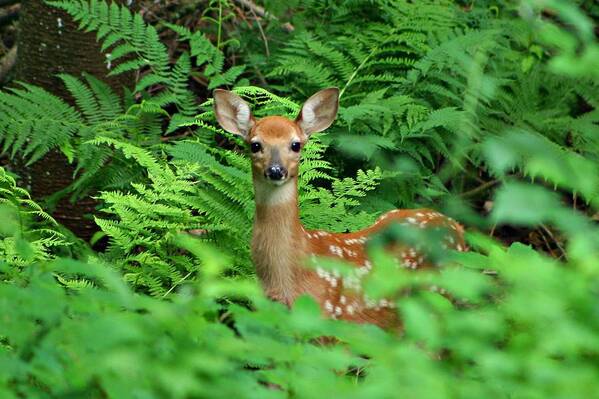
252, 177, 307, 305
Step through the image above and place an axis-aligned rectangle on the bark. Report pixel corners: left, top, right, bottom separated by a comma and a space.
14, 0, 133, 241
0, 45, 17, 83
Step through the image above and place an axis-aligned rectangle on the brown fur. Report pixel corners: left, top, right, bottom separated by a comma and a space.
251, 116, 303, 141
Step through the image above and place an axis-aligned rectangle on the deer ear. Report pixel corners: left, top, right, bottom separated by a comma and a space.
213, 89, 254, 139
296, 87, 339, 136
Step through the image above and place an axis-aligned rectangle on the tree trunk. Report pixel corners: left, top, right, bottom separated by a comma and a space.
14, 0, 132, 241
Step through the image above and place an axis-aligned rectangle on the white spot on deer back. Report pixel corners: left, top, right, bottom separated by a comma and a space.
344, 248, 357, 257
324, 300, 333, 312
329, 245, 345, 258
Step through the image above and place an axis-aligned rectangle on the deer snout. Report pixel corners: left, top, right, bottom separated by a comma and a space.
265, 164, 288, 181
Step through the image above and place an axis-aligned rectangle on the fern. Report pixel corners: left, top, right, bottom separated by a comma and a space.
55, 273, 96, 290
300, 167, 383, 232
0, 83, 82, 165
90, 138, 250, 295
0, 168, 67, 279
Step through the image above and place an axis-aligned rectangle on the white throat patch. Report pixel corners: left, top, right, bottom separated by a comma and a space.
254, 179, 296, 205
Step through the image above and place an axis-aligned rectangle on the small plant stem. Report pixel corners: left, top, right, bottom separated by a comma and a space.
460, 179, 499, 197
162, 271, 193, 298
339, 44, 378, 99
217, 0, 223, 50
540, 223, 567, 260
249, 6, 269, 57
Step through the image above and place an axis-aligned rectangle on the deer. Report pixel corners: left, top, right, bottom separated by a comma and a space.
213, 87, 466, 331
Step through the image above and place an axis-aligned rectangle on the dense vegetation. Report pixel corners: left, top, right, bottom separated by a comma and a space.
1, 0, 598, 397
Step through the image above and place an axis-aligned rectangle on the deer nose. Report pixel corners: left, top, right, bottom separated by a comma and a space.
265, 165, 287, 181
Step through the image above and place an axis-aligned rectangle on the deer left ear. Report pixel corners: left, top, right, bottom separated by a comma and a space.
296, 87, 339, 136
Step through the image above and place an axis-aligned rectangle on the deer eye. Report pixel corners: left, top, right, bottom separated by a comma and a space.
250, 142, 262, 153
290, 142, 301, 152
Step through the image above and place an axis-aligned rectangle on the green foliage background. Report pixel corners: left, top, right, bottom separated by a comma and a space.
1, 0, 599, 397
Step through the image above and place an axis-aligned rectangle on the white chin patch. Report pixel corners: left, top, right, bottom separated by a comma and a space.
269, 178, 288, 186
255, 178, 295, 205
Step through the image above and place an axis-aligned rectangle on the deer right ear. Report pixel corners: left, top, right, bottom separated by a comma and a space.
296, 87, 339, 136
213, 89, 254, 139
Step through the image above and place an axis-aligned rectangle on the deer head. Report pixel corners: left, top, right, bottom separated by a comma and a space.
213, 88, 339, 188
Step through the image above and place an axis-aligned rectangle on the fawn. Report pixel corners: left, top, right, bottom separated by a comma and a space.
213, 88, 466, 330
